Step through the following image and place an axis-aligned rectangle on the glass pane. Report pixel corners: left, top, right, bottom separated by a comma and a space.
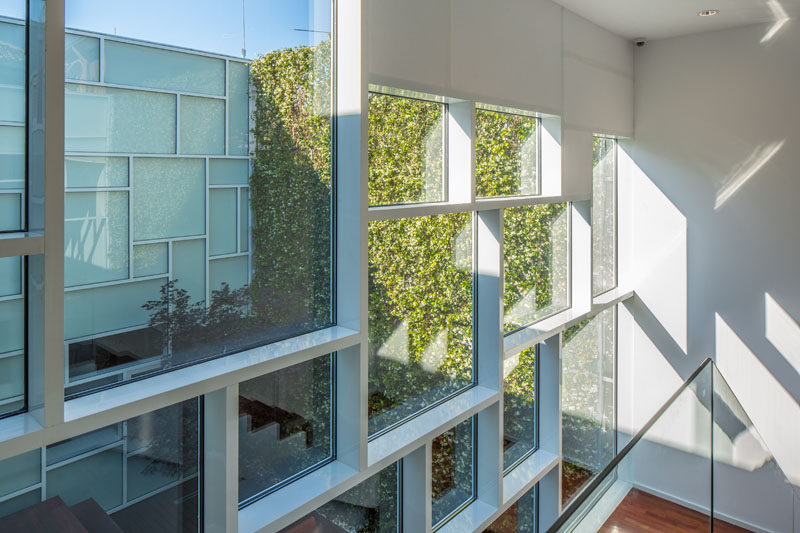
484, 486, 536, 533
279, 463, 400, 533
561, 307, 615, 505
368, 214, 473, 435
0, 255, 24, 416
504, 347, 537, 471
239, 354, 334, 505
64, 0, 333, 395
368, 91, 446, 206
476, 106, 538, 198
432, 417, 475, 527
504, 204, 569, 333
0, 12, 25, 233
0, 398, 201, 531
592, 137, 616, 296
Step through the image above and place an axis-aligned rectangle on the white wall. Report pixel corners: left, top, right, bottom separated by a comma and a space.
620, 20, 800, 531
368, 0, 634, 198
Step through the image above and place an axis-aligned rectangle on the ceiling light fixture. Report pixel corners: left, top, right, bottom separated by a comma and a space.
698, 9, 720, 16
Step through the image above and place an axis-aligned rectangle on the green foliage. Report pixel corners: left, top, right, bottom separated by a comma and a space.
475, 108, 538, 197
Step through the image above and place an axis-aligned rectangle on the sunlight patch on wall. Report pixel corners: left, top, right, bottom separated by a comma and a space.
714, 140, 784, 210
765, 293, 800, 377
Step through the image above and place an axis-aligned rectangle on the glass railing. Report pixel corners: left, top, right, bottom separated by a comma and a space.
550, 358, 800, 533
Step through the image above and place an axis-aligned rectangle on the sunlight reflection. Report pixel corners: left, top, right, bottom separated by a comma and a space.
377, 320, 409, 364
714, 140, 784, 210
762, 0, 790, 44
765, 293, 800, 376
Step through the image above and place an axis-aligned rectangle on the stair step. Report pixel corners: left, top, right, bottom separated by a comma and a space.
70, 499, 123, 533
0, 496, 89, 533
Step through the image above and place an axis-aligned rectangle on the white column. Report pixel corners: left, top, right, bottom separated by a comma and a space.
203, 385, 239, 533
403, 444, 432, 532
538, 333, 563, 527
447, 100, 474, 204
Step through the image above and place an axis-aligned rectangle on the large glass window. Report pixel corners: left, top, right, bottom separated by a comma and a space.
238, 354, 334, 506
0, 398, 201, 531
62, 0, 334, 396
504, 204, 570, 333
368, 90, 446, 206
476, 105, 539, 198
592, 136, 617, 296
368, 214, 474, 436
503, 347, 537, 471
431, 417, 475, 528
279, 462, 400, 532
0, 1, 26, 233
484, 486, 536, 533
0, 256, 24, 416
561, 307, 616, 505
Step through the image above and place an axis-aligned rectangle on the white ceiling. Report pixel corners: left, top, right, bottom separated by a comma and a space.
552, 0, 800, 40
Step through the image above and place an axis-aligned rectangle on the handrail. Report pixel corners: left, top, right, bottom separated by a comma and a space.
547, 357, 714, 532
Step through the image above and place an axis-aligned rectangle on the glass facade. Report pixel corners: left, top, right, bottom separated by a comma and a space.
0, 256, 24, 416
561, 307, 615, 505
368, 214, 474, 436
431, 417, 475, 528
0, 399, 201, 531
476, 106, 539, 198
504, 204, 570, 333
279, 463, 400, 533
0, 4, 25, 233
503, 347, 537, 471
592, 137, 616, 296
62, 0, 334, 396
238, 354, 334, 505
484, 487, 536, 533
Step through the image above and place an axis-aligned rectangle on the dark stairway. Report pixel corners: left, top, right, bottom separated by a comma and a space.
0, 496, 123, 533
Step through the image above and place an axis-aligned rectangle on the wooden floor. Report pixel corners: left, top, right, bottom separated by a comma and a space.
599, 489, 751, 533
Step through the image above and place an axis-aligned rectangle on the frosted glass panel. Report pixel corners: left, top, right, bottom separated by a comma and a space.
65, 33, 99, 82
0, 194, 20, 231
133, 243, 168, 278
65, 83, 176, 154
210, 256, 247, 292
0, 126, 24, 190
240, 188, 249, 252
47, 447, 123, 510
173, 239, 205, 304
65, 191, 129, 287
0, 21, 24, 123
209, 158, 248, 185
0, 299, 23, 354
64, 278, 164, 339
180, 95, 224, 155
0, 449, 40, 498
209, 188, 236, 256
0, 256, 21, 297
104, 40, 225, 96
65, 156, 129, 188
228, 61, 249, 156
132, 158, 205, 241
0, 356, 24, 407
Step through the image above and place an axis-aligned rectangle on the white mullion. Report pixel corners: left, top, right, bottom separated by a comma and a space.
176, 94, 182, 155
99, 36, 105, 83
447, 100, 474, 204
203, 385, 238, 533
225, 59, 230, 156
403, 443, 432, 532
537, 333, 563, 529
121, 420, 128, 506
205, 157, 210, 304
570, 201, 592, 316
128, 157, 134, 279
0, 233, 44, 258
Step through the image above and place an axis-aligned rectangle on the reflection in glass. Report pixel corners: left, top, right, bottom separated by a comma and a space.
368, 214, 474, 435
504, 347, 537, 471
279, 463, 400, 533
432, 417, 475, 527
239, 354, 334, 505
484, 486, 536, 533
62, 0, 334, 396
561, 307, 615, 505
368, 91, 446, 206
0, 7, 26, 233
0, 256, 24, 416
476, 106, 538, 198
504, 204, 569, 333
0, 399, 201, 532
592, 137, 616, 296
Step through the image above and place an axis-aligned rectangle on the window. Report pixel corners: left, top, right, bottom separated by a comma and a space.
62, 0, 334, 396
368, 89, 447, 206
238, 354, 335, 506
0, 398, 201, 531
368, 214, 474, 436
0, 256, 24, 416
484, 486, 536, 532
561, 307, 616, 505
504, 204, 570, 333
279, 462, 401, 532
431, 417, 476, 528
592, 136, 617, 296
503, 347, 537, 471
476, 105, 539, 198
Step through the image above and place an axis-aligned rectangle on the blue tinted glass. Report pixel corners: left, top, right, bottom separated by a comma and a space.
209, 188, 237, 256
180, 95, 225, 155
65, 33, 99, 82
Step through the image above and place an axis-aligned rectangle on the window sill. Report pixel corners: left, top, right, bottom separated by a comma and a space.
436, 498, 496, 533
368, 385, 499, 469
0, 413, 44, 461
0, 231, 44, 257
502, 449, 559, 506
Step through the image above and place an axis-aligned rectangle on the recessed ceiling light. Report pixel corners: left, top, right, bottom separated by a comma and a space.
698, 9, 720, 16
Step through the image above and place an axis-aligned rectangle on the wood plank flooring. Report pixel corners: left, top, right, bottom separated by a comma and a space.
599, 488, 751, 533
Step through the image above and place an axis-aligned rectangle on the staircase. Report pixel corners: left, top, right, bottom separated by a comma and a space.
0, 497, 122, 533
